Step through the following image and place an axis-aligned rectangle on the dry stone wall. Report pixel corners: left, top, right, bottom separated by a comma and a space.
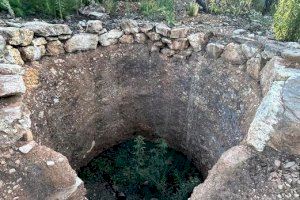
0, 14, 299, 200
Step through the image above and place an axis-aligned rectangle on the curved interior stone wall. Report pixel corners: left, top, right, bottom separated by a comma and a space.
25, 43, 261, 174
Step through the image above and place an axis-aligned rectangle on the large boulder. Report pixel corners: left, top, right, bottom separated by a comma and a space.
246, 76, 300, 155
21, 21, 72, 37
222, 43, 247, 65
188, 31, 213, 51
20, 45, 46, 61
0, 143, 86, 199
65, 33, 99, 53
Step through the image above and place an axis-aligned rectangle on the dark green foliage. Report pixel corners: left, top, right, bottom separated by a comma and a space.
274, 0, 300, 41
0, 0, 83, 18
79, 136, 201, 200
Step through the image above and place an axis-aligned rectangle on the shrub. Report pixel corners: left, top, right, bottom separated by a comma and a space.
274, 0, 300, 41
187, 2, 200, 17
79, 136, 201, 200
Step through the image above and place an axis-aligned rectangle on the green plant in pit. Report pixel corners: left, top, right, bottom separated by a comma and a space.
79, 136, 201, 200
274, 0, 300, 41
187, 1, 200, 17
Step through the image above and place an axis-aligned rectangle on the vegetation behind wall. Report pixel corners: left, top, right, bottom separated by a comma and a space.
274, 0, 300, 41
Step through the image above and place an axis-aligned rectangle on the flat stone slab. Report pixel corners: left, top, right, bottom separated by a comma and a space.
21, 21, 72, 37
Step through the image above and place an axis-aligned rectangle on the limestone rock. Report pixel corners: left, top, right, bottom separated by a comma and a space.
20, 45, 46, 61
155, 23, 171, 37
260, 57, 300, 96
246, 55, 263, 80
65, 33, 99, 52
139, 22, 154, 33
46, 40, 65, 56
246, 76, 300, 155
32, 37, 47, 46
146, 32, 161, 41
0, 35, 6, 52
241, 41, 263, 59
0, 75, 26, 97
22, 21, 72, 37
170, 27, 189, 39
99, 29, 123, 46
134, 33, 147, 43
0, 27, 33, 46
0, 102, 30, 147
282, 49, 300, 63
119, 34, 134, 44
86, 20, 103, 33
168, 38, 189, 50
121, 19, 139, 34
188, 31, 213, 51
222, 43, 246, 65
4, 46, 24, 65
0, 64, 24, 75
206, 43, 224, 58
79, 3, 109, 20
161, 48, 176, 57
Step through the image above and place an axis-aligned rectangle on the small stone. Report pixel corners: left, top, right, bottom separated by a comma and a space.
146, 32, 161, 41
161, 37, 172, 45
134, 33, 147, 43
99, 29, 123, 46
4, 46, 24, 65
46, 160, 55, 166
32, 37, 47, 46
0, 35, 6, 52
46, 40, 65, 56
0, 27, 34, 46
170, 27, 189, 39
246, 55, 263, 80
155, 23, 171, 37
241, 41, 262, 59
65, 33, 99, 52
278, 184, 283, 190
0, 75, 26, 97
0, 63, 24, 75
86, 20, 103, 33
22, 130, 33, 141
20, 45, 46, 61
274, 160, 281, 168
284, 161, 296, 169
188, 31, 213, 51
139, 23, 154, 33
119, 34, 134, 44
161, 48, 176, 57
222, 43, 247, 65
282, 49, 300, 63
233, 29, 246, 35
15, 160, 20, 165
19, 141, 36, 154
168, 38, 189, 50
9, 168, 16, 174
120, 19, 139, 34
206, 43, 225, 58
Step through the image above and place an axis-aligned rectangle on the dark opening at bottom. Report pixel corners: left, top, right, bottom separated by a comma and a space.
78, 136, 203, 200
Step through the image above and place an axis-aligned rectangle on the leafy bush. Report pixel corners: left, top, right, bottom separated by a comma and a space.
79, 136, 201, 200
274, 0, 300, 41
187, 2, 200, 17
